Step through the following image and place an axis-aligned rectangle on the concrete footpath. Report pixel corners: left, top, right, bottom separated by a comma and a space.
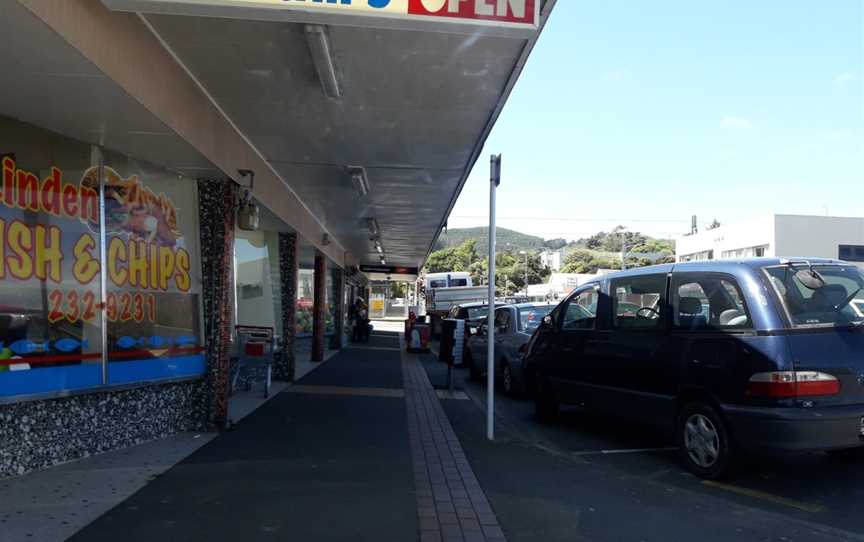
3, 327, 508, 542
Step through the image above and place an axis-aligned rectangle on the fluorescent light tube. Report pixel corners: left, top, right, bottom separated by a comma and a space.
305, 25, 341, 99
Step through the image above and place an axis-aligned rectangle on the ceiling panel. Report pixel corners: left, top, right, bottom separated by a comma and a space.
0, 2, 220, 178
147, 13, 526, 267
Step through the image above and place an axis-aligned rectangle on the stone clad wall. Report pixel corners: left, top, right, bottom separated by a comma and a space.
0, 381, 204, 478
275, 232, 298, 381
0, 178, 237, 479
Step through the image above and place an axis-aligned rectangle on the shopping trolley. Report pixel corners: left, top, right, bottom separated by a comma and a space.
230, 325, 274, 398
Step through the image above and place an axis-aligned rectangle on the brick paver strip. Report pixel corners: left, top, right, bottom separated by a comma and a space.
285, 385, 405, 398
402, 349, 508, 542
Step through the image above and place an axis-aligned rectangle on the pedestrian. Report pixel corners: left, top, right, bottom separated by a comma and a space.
352, 298, 368, 342
358, 301, 369, 342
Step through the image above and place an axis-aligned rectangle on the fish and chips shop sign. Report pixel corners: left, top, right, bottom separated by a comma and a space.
102, 0, 540, 34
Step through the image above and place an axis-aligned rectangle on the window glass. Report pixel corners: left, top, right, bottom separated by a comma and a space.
296, 265, 336, 336
765, 265, 864, 327
612, 275, 666, 330
839, 245, 864, 262
326, 270, 335, 334
466, 307, 489, 321
451, 278, 468, 287
101, 152, 204, 385
672, 275, 751, 330
561, 289, 597, 330
0, 119, 104, 397
235, 230, 282, 335
297, 268, 315, 336
430, 279, 447, 288
494, 308, 510, 331
520, 305, 554, 332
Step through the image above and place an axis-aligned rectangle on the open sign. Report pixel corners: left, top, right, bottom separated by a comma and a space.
102, 0, 540, 34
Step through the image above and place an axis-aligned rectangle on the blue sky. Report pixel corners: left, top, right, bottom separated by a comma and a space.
448, 0, 864, 241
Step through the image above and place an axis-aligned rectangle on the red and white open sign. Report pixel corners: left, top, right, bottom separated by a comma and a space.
407, 0, 538, 27
102, 0, 540, 35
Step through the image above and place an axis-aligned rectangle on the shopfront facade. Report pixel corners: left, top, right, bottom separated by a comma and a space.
0, 0, 552, 478
0, 115, 212, 477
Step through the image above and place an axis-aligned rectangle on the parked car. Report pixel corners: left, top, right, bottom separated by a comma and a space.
447, 302, 499, 335
522, 258, 864, 479
466, 303, 555, 394
445, 301, 501, 361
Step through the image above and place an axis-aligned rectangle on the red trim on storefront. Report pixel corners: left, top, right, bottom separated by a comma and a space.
0, 346, 204, 366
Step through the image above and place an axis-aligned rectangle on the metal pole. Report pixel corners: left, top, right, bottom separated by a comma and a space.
487, 154, 500, 441
620, 231, 627, 271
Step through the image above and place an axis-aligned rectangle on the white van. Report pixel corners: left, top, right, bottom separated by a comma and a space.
424, 272, 472, 290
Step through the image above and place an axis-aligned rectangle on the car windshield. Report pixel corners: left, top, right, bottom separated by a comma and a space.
764, 264, 864, 327
520, 306, 553, 332
466, 307, 489, 321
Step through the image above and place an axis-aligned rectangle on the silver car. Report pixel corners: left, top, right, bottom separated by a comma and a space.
466, 303, 555, 395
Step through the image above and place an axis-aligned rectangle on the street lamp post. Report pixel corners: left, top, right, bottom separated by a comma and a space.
619, 229, 628, 271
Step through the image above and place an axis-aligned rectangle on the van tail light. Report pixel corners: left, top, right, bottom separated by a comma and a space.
747, 371, 840, 398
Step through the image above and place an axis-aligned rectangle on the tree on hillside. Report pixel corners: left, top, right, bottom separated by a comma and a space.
577, 226, 647, 253
560, 249, 622, 274
423, 239, 477, 273
543, 238, 568, 250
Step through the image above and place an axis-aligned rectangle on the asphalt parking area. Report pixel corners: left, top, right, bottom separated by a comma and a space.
447, 365, 864, 541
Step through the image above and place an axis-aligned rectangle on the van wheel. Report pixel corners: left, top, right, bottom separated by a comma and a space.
533, 374, 558, 423
677, 402, 733, 480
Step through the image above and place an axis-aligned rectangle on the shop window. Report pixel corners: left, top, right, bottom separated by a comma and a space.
297, 268, 315, 337
100, 152, 204, 385
0, 123, 104, 397
235, 230, 281, 334
0, 117, 206, 399
295, 265, 335, 337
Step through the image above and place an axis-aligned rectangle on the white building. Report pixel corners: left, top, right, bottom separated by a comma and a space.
676, 214, 864, 265
539, 249, 566, 272
527, 271, 613, 302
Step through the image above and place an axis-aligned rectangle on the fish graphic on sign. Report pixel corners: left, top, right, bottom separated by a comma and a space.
117, 336, 138, 349
174, 336, 197, 347
55, 338, 88, 352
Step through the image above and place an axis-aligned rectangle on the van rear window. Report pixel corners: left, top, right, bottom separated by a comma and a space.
765, 264, 864, 327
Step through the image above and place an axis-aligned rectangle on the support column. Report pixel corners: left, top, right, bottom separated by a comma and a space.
276, 232, 298, 381
196, 179, 237, 431
311, 250, 327, 362
329, 267, 345, 350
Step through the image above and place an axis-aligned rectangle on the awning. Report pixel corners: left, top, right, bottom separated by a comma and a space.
6, 0, 556, 269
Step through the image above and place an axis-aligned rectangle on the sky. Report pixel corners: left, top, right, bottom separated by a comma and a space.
448, 0, 864, 242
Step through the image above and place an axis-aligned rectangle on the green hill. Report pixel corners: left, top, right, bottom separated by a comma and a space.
434, 227, 545, 253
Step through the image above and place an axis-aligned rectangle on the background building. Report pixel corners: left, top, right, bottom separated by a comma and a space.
539, 248, 566, 272
677, 214, 864, 266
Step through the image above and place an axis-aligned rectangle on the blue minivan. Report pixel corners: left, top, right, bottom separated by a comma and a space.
522, 258, 864, 478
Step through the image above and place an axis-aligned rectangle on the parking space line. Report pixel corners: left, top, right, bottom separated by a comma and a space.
569, 447, 678, 456
703, 480, 827, 513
